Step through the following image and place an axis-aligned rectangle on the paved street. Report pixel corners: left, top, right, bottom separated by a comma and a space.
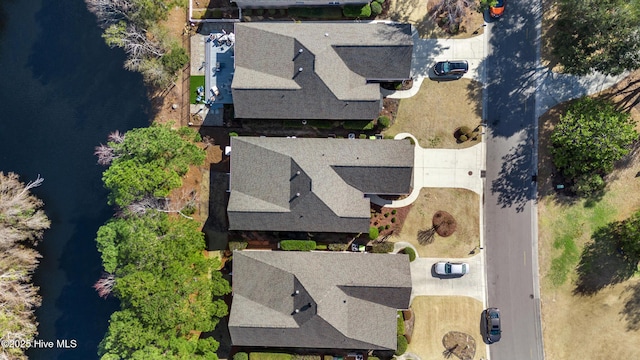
483, 1, 545, 359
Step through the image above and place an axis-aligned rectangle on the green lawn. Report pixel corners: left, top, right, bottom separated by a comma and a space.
190, 75, 205, 104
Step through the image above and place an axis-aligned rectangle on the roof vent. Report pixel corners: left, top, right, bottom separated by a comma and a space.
295, 309, 300, 313
324, 33, 329, 37
298, 49, 304, 53
296, 171, 301, 175
295, 290, 300, 295
298, 67, 303, 72
296, 192, 301, 197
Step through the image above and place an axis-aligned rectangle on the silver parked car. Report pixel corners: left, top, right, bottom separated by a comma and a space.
434, 261, 469, 275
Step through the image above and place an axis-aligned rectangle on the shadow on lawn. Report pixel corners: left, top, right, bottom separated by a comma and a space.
621, 281, 640, 331
573, 223, 639, 296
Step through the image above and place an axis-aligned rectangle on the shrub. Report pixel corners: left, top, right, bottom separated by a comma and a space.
235, 353, 249, 360
370, 1, 382, 15
161, 45, 189, 75
459, 126, 472, 135
392, 209, 397, 215
402, 247, 416, 261
293, 356, 321, 360
397, 310, 405, 334
378, 225, 385, 232
391, 217, 396, 223
279, 9, 287, 15
359, 134, 368, 139
250, 353, 294, 360
280, 240, 316, 251
377, 116, 390, 128
375, 0, 385, 3
395, 335, 408, 355
315, 244, 328, 250
384, 212, 390, 217
254, 8, 264, 15
458, 134, 468, 142
328, 243, 349, 251
369, 226, 379, 240
343, 3, 371, 17
344, 120, 374, 130
570, 173, 606, 197
385, 224, 390, 229
268, 8, 277, 15
371, 242, 394, 253
384, 134, 395, 139
288, 6, 343, 19
229, 241, 248, 251
244, 9, 252, 15
229, 132, 238, 137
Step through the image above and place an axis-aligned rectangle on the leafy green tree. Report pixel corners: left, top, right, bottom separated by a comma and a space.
478, 0, 498, 11
96, 213, 231, 359
101, 124, 204, 207
550, 97, 638, 196
615, 210, 640, 260
552, 0, 640, 75
161, 45, 189, 75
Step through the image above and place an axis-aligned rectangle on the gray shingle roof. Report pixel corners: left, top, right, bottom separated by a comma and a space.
229, 251, 412, 350
227, 137, 414, 232
232, 22, 413, 120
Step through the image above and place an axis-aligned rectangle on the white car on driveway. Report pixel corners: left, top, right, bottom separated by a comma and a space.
434, 261, 469, 276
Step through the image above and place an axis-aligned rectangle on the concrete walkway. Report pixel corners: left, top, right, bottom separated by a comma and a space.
370, 133, 484, 208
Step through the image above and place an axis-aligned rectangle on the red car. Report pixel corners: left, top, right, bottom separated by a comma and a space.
490, 0, 505, 18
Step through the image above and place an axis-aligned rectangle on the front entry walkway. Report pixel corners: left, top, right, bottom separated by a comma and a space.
370, 133, 484, 208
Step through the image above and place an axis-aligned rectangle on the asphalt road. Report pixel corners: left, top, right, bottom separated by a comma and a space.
483, 0, 545, 359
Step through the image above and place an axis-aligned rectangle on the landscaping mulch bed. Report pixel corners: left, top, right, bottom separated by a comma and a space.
380, 98, 400, 124
433, 210, 457, 237
442, 331, 476, 360
370, 204, 412, 237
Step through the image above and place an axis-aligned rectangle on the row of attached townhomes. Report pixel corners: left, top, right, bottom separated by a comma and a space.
219, 20, 416, 353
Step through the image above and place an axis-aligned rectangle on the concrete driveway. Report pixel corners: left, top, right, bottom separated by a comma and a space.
410, 254, 486, 303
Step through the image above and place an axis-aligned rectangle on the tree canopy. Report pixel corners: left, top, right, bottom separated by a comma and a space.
99, 124, 204, 207
97, 213, 230, 359
85, 0, 189, 87
551, 97, 638, 196
95, 124, 229, 359
552, 0, 640, 75
0, 172, 50, 360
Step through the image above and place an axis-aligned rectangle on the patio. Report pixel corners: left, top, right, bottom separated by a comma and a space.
190, 29, 235, 126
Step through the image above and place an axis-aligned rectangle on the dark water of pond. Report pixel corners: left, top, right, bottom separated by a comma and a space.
0, 0, 150, 359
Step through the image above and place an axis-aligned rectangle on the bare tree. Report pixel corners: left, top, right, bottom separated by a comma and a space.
0, 173, 50, 248
85, 0, 135, 28
107, 129, 125, 143
126, 190, 198, 219
429, 0, 476, 33
0, 172, 49, 360
94, 144, 117, 165
93, 273, 116, 298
